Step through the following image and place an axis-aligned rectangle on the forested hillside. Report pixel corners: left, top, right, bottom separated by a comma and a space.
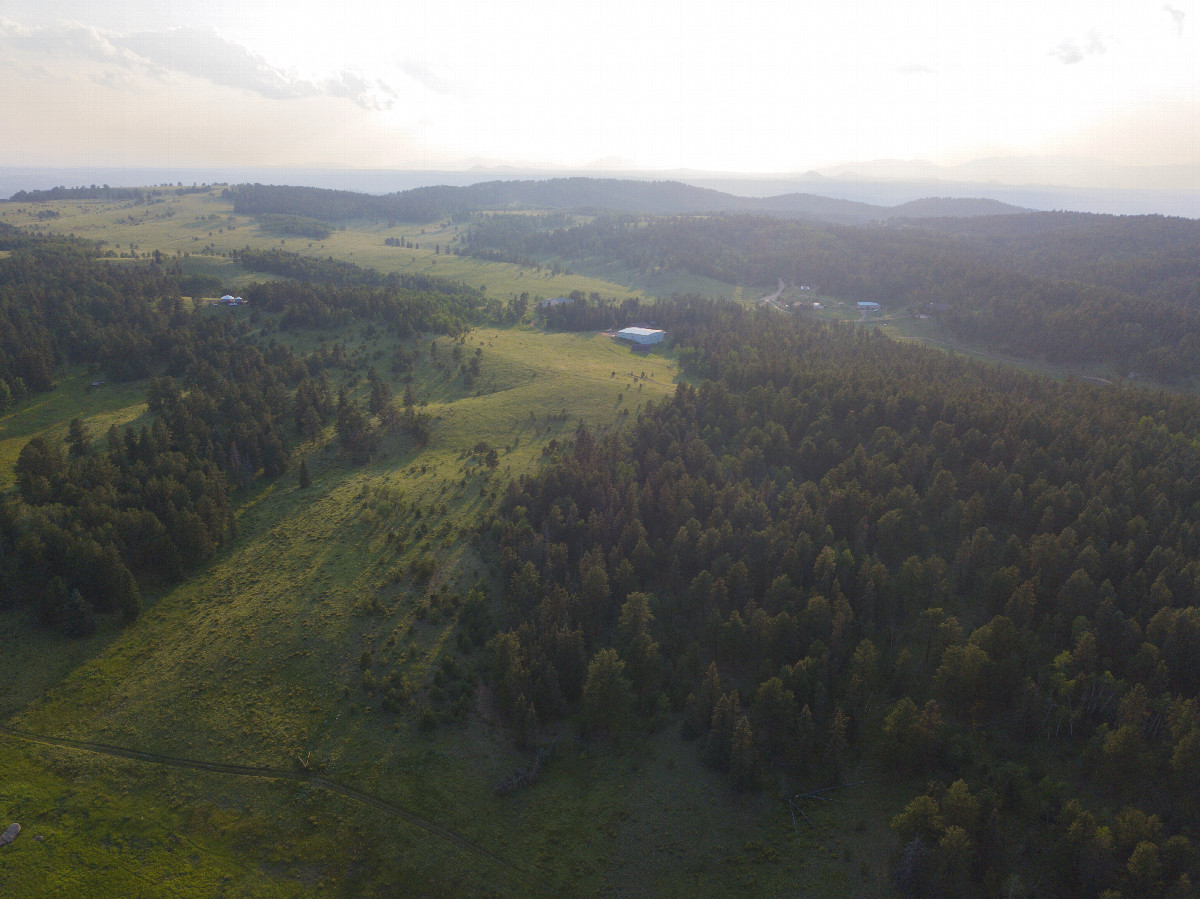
905, 211, 1200, 302
465, 212, 1200, 382
0, 223, 183, 401
490, 298, 1200, 896
0, 228, 488, 636
222, 179, 1026, 226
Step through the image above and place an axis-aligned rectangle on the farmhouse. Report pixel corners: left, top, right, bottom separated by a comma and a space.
856, 301, 881, 312
616, 327, 665, 345
539, 296, 574, 308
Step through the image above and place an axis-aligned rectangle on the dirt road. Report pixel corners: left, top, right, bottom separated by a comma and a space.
756, 278, 786, 309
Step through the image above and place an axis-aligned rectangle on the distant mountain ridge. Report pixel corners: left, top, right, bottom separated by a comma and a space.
221, 178, 1031, 225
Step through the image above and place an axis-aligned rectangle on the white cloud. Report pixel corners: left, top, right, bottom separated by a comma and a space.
0, 17, 140, 65
1052, 30, 1107, 65
88, 68, 139, 91
0, 19, 396, 110
1164, 4, 1186, 35
399, 60, 459, 97
117, 26, 309, 100
323, 72, 397, 111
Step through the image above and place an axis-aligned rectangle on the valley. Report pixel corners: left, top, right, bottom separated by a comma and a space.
3, 181, 1200, 897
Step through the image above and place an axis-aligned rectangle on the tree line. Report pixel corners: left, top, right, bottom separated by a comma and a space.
8, 185, 165, 203
0, 224, 187, 406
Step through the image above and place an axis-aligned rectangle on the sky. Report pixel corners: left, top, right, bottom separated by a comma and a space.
2, 0, 1199, 185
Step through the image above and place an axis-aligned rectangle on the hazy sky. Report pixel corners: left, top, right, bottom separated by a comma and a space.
2, 0, 1198, 178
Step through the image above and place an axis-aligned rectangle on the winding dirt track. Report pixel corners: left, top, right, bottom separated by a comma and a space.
756, 278, 786, 309
0, 724, 549, 892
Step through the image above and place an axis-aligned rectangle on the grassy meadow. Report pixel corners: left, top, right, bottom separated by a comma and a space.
0, 190, 648, 305
0, 192, 910, 896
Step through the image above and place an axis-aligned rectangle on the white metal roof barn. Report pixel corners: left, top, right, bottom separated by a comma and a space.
616, 327, 665, 345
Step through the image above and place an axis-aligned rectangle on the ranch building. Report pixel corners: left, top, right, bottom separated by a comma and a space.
616, 327, 666, 345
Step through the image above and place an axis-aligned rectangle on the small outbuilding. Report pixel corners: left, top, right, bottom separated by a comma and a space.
616, 327, 665, 345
